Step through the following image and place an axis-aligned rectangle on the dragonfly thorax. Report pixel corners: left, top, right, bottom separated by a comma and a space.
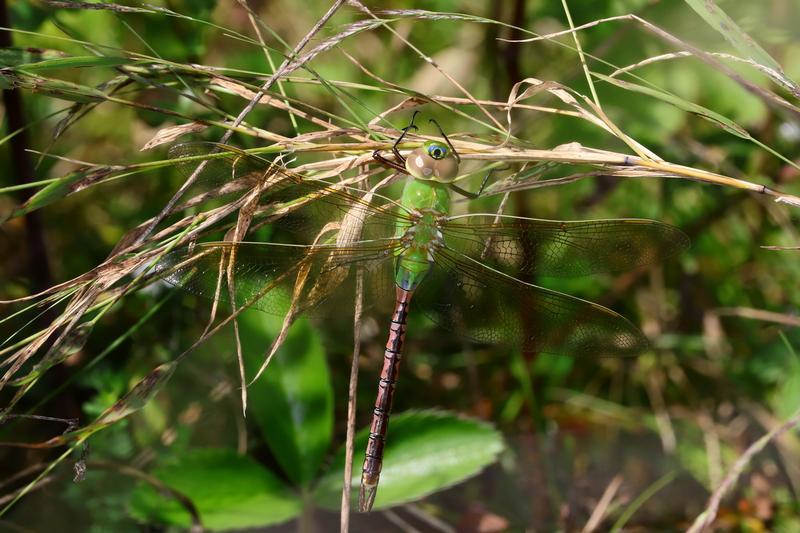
400, 210, 446, 249
394, 209, 446, 291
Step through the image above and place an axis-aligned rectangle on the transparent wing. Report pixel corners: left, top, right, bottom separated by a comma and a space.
168, 142, 409, 240
415, 247, 648, 357
442, 215, 689, 278
152, 240, 399, 317
168, 141, 277, 196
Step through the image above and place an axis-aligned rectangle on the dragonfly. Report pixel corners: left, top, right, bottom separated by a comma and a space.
153, 114, 689, 512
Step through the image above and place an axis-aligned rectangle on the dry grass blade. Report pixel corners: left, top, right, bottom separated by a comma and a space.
559, 0, 600, 107
502, 78, 658, 160
131, 0, 348, 247
140, 122, 209, 151
285, 18, 385, 73
608, 50, 796, 84
224, 156, 287, 415
245, 172, 380, 387
582, 475, 623, 533
237, 0, 301, 134
208, 78, 332, 135
248, 259, 312, 385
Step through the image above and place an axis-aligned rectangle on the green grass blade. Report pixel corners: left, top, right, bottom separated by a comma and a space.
683, 0, 797, 93
594, 72, 751, 139
611, 470, 677, 531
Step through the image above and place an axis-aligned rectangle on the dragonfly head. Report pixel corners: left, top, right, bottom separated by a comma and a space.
405, 141, 459, 183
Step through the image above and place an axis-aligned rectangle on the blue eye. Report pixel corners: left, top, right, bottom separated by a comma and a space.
428, 145, 447, 160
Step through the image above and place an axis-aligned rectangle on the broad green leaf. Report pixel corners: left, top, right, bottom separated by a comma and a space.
774, 368, 800, 420
771, 339, 800, 419
314, 410, 504, 510
594, 72, 751, 139
129, 448, 301, 530
241, 310, 333, 487
675, 420, 735, 488
8, 2, 49, 31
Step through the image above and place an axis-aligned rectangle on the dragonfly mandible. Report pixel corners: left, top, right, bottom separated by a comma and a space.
153, 116, 689, 512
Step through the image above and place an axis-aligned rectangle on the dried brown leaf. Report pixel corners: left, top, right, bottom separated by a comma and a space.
141, 122, 209, 151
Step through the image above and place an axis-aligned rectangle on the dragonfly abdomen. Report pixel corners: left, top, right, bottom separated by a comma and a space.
359, 286, 413, 512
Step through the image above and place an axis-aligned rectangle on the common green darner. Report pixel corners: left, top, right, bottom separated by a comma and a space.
154, 116, 688, 512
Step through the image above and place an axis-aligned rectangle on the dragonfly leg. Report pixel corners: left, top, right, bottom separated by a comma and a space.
449, 165, 503, 199
372, 151, 407, 173
392, 110, 420, 162
372, 111, 420, 173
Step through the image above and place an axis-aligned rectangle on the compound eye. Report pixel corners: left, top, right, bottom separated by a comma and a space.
428, 144, 447, 160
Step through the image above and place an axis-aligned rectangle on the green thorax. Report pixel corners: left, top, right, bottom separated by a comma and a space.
399, 175, 450, 214
394, 178, 450, 291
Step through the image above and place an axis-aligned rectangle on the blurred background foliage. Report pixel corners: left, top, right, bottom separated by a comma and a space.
1, 0, 799, 531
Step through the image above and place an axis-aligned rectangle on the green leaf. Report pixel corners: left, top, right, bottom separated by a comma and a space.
683, 1, 782, 74
13, 55, 135, 71
2, 166, 114, 222
240, 310, 333, 487
0, 71, 107, 103
0, 47, 68, 67
674, 419, 735, 489
0, 48, 133, 71
595, 72, 752, 139
684, 0, 799, 95
314, 410, 504, 510
771, 338, 800, 419
129, 448, 302, 530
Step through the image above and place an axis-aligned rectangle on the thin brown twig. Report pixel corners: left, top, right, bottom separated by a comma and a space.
402, 504, 454, 532
383, 509, 422, 533
341, 266, 364, 531
0, 462, 51, 492
582, 475, 623, 533
687, 407, 800, 532
0, 475, 56, 506
712, 307, 800, 327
